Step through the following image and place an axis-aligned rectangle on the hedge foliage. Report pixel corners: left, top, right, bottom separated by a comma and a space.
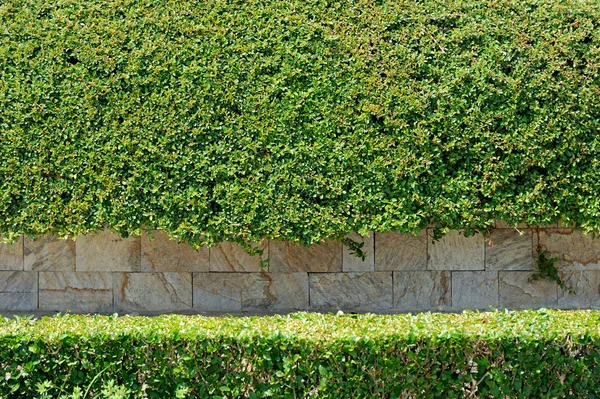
0, 310, 599, 398
1, 0, 600, 247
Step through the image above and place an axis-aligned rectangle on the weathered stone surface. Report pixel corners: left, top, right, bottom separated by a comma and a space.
114, 272, 192, 312
486, 230, 533, 271
210, 241, 268, 272
270, 240, 341, 273
558, 271, 600, 308
343, 232, 374, 272
242, 273, 309, 310
393, 271, 451, 310
193, 273, 246, 311
452, 271, 498, 309
538, 230, 600, 270
0, 272, 37, 292
0, 293, 37, 311
375, 231, 427, 271
24, 236, 75, 271
428, 230, 484, 271
141, 230, 209, 272
499, 272, 557, 309
76, 229, 140, 272
0, 236, 23, 271
309, 272, 393, 310
39, 272, 113, 313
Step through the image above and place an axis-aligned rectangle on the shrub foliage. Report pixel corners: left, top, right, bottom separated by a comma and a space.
1, 0, 599, 246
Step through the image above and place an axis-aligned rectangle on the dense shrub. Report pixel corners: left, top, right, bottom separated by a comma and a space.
1, 0, 599, 247
0, 310, 599, 398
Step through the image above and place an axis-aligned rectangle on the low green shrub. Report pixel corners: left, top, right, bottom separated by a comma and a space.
0, 310, 599, 398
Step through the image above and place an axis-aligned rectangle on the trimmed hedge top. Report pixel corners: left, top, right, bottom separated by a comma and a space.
1, 0, 600, 247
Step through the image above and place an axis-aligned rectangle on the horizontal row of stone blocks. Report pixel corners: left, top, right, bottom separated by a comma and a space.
0, 270, 597, 313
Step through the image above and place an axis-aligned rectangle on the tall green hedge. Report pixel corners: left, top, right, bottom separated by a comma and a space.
1, 0, 599, 246
1, 310, 600, 398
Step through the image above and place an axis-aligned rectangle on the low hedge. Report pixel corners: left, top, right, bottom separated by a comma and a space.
0, 310, 599, 398
1, 0, 600, 248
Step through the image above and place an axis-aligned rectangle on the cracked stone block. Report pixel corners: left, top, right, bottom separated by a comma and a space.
309, 272, 393, 310
76, 229, 140, 272
39, 272, 113, 313
394, 271, 451, 311
210, 241, 268, 272
24, 235, 75, 271
114, 272, 192, 312
486, 230, 533, 271
141, 230, 209, 272
343, 232, 374, 272
452, 271, 498, 309
558, 271, 600, 308
538, 230, 600, 270
429, 230, 484, 271
499, 272, 557, 309
269, 240, 342, 272
0, 271, 38, 311
375, 231, 427, 271
0, 236, 23, 271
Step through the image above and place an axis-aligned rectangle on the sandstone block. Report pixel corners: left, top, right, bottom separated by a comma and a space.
309, 272, 393, 310
76, 229, 140, 272
486, 230, 532, 271
343, 232, 374, 272
538, 230, 600, 270
0, 271, 37, 292
269, 240, 341, 272
429, 230, 484, 271
375, 231, 427, 271
0, 293, 37, 311
0, 236, 23, 271
452, 271, 498, 309
141, 230, 209, 272
114, 272, 192, 312
558, 271, 600, 308
24, 235, 75, 271
242, 272, 309, 310
210, 241, 268, 272
39, 272, 113, 313
499, 272, 557, 309
393, 271, 451, 310
193, 273, 247, 311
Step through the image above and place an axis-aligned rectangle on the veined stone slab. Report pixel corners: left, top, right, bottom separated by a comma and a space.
394, 271, 451, 310
0, 271, 37, 292
309, 272, 393, 310
270, 240, 342, 273
499, 272, 557, 309
538, 230, 600, 270
558, 271, 600, 308
210, 241, 268, 272
39, 272, 113, 313
0, 293, 37, 311
76, 229, 140, 272
375, 231, 427, 271
428, 230, 484, 271
452, 271, 498, 309
193, 273, 247, 311
242, 272, 309, 310
0, 236, 23, 271
114, 272, 192, 312
141, 230, 209, 272
486, 230, 532, 271
24, 235, 75, 271
343, 232, 374, 272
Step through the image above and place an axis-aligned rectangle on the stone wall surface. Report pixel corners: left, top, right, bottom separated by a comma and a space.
0, 223, 598, 314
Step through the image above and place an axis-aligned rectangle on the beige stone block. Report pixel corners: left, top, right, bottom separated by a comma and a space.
428, 230, 484, 271
0, 293, 37, 311
193, 273, 247, 311
76, 229, 140, 272
0, 271, 37, 292
452, 271, 498, 309
114, 272, 192, 312
141, 230, 209, 272
39, 272, 113, 313
499, 272, 557, 309
309, 272, 393, 310
269, 240, 341, 272
394, 271, 451, 310
538, 230, 600, 270
24, 236, 75, 271
558, 271, 600, 308
0, 236, 23, 271
486, 230, 533, 271
242, 272, 309, 310
210, 241, 268, 272
375, 231, 427, 271
343, 232, 374, 272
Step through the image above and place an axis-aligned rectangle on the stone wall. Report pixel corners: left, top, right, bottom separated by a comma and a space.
0, 223, 598, 314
